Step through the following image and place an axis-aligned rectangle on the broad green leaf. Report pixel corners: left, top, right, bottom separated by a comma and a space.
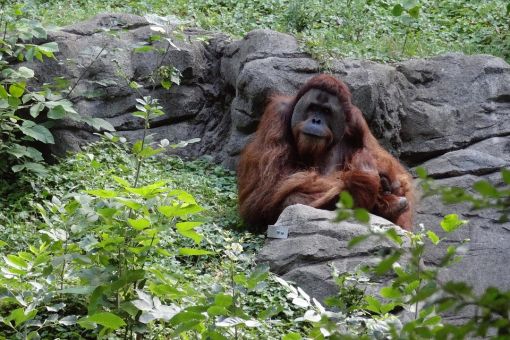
207, 306, 228, 316
129, 81, 142, 89
175, 221, 203, 231
380, 286, 401, 299
392, 4, 404, 16
9, 82, 26, 98
139, 146, 164, 158
30, 102, 44, 118
0, 85, 8, 98
340, 191, 353, 209
16, 162, 47, 175
17, 66, 35, 79
134, 45, 154, 53
86, 189, 118, 198
4, 254, 28, 269
112, 176, 131, 187
159, 204, 203, 217
7, 308, 37, 327
116, 198, 142, 210
348, 234, 369, 248
47, 105, 67, 119
408, 6, 420, 18
20, 121, 54, 144
177, 229, 203, 244
374, 251, 401, 275
169, 189, 199, 205
80, 312, 126, 330
473, 180, 499, 198
440, 214, 467, 233
353, 208, 370, 223
415, 167, 428, 179
502, 169, 510, 185
161, 79, 172, 90
214, 294, 233, 307
81, 117, 115, 132
364, 295, 382, 314
385, 228, 403, 245
128, 218, 151, 230
427, 230, 440, 245
178, 248, 214, 256
283, 333, 302, 340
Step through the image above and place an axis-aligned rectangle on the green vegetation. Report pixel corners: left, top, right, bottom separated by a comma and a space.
19, 0, 510, 62
1, 1, 510, 339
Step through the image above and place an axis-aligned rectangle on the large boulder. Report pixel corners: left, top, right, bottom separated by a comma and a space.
256, 204, 410, 303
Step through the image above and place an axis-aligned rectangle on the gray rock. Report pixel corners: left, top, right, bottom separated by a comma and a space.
257, 204, 410, 303
397, 53, 510, 164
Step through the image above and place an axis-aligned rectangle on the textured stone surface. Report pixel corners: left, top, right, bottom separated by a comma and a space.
25, 14, 510, 317
257, 205, 410, 303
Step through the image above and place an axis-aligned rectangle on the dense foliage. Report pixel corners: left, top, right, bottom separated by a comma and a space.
18, 0, 510, 63
1, 1, 510, 339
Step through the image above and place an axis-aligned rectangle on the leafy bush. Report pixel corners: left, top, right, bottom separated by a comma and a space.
0, 5, 113, 177
22, 0, 510, 63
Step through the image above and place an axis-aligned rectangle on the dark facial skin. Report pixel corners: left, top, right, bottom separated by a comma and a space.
291, 89, 346, 146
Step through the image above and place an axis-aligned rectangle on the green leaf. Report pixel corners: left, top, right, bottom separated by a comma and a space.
374, 251, 401, 275
207, 306, 229, 316
364, 295, 382, 314
79, 312, 126, 330
283, 333, 302, 340
11, 162, 47, 175
440, 214, 467, 233
176, 221, 203, 231
81, 117, 115, 132
128, 218, 150, 230
392, 4, 404, 16
176, 223, 203, 244
17, 66, 35, 79
473, 180, 499, 197
380, 286, 401, 299
161, 79, 172, 90
134, 45, 154, 53
116, 198, 142, 210
415, 166, 428, 179
112, 176, 131, 187
159, 204, 203, 217
408, 6, 420, 19
214, 293, 233, 307
9, 82, 26, 98
427, 230, 440, 245
5, 254, 28, 269
37, 42, 59, 58
129, 81, 142, 89
47, 105, 67, 119
353, 208, 370, 223
348, 234, 369, 248
0, 85, 8, 99
30, 102, 44, 118
86, 189, 118, 198
178, 248, 214, 256
20, 121, 54, 144
340, 191, 353, 209
502, 169, 510, 185
385, 228, 403, 245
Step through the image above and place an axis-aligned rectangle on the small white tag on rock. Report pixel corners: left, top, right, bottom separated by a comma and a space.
267, 225, 289, 239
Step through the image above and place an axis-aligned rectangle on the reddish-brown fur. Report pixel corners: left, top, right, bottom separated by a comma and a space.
237, 75, 414, 232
